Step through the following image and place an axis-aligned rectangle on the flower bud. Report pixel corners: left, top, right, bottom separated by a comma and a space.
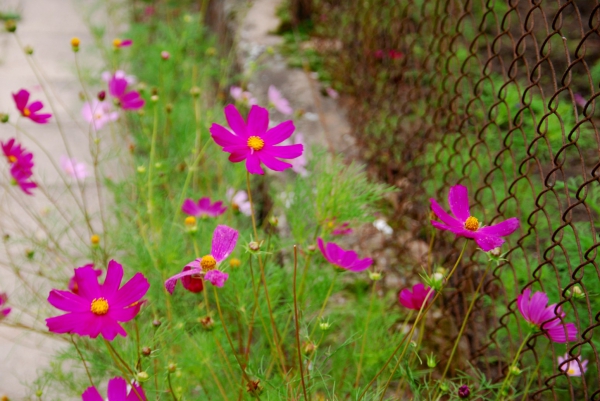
269, 216, 279, 226
205, 47, 217, 56
369, 271, 382, 281
137, 166, 146, 174
161, 51, 170, 60
189, 86, 201, 97
90, 234, 100, 246
24, 45, 33, 55
569, 285, 585, 300
35, 390, 42, 397
426, 353, 438, 368
199, 316, 214, 330
458, 385, 470, 399
303, 341, 317, 355
150, 95, 159, 102
135, 371, 149, 382
248, 241, 260, 251
98, 91, 106, 101
184, 216, 197, 233
0, 114, 8, 123
142, 346, 152, 356
489, 247, 501, 257
165, 103, 173, 114
25, 249, 34, 260
5, 20, 17, 33
229, 258, 241, 268
246, 379, 263, 396
152, 319, 162, 327
319, 321, 331, 331
509, 365, 521, 376
439, 382, 449, 392
70, 37, 80, 52
307, 244, 317, 252
167, 362, 177, 373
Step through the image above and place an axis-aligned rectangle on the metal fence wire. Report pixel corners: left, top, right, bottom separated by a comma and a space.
312, 0, 600, 399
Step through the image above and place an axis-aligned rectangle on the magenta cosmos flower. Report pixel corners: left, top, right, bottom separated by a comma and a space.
2, 138, 37, 195
68, 264, 102, 294
12, 89, 52, 124
82, 100, 119, 130
165, 225, 238, 292
113, 38, 133, 48
268, 85, 293, 115
317, 238, 373, 272
182, 197, 227, 218
82, 376, 146, 401
210, 104, 304, 175
430, 184, 519, 251
0, 293, 11, 319
517, 289, 577, 343
108, 73, 145, 110
399, 283, 434, 311
558, 353, 588, 377
46, 261, 149, 341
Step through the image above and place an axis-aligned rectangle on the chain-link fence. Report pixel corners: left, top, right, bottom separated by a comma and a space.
311, 0, 600, 399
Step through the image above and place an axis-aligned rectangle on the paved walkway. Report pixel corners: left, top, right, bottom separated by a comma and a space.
0, 0, 108, 398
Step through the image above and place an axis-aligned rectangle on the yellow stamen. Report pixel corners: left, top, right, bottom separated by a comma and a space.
90, 298, 109, 315
113, 38, 122, 48
90, 234, 100, 245
567, 367, 576, 375
184, 216, 196, 227
464, 216, 480, 231
200, 254, 217, 271
247, 136, 265, 151
23, 108, 31, 117
229, 258, 241, 268
8, 155, 17, 163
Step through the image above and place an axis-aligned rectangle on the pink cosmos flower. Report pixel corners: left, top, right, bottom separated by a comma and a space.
574, 93, 587, 108
0, 293, 11, 318
82, 376, 146, 401
46, 260, 149, 341
230, 86, 257, 106
210, 104, 304, 175
108, 73, 145, 110
226, 188, 252, 216
182, 197, 227, 218
557, 353, 588, 377
12, 89, 52, 124
9, 165, 37, 195
399, 283, 434, 311
430, 184, 519, 251
68, 264, 102, 294
332, 222, 352, 236
102, 70, 136, 85
165, 225, 238, 293
325, 87, 339, 99
1, 138, 26, 164
113, 38, 133, 48
317, 237, 373, 272
268, 85, 293, 115
82, 100, 119, 130
517, 288, 578, 343
60, 156, 88, 181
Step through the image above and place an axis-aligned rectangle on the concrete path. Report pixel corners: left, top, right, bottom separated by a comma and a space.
0, 0, 113, 398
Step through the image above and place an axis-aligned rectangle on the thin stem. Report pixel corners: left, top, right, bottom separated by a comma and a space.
496, 332, 532, 401
355, 282, 378, 387
440, 262, 493, 382
293, 246, 310, 400
246, 171, 259, 241
520, 343, 550, 401
309, 274, 338, 339
71, 335, 94, 387
146, 102, 159, 219
167, 371, 178, 401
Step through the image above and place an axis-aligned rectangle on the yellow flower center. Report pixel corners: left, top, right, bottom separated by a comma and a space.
464, 216, 480, 231
200, 254, 217, 271
113, 38, 122, 48
184, 216, 196, 227
229, 258, 241, 268
567, 367, 576, 375
90, 298, 109, 315
247, 136, 265, 151
23, 108, 31, 117
8, 155, 17, 163
90, 234, 100, 245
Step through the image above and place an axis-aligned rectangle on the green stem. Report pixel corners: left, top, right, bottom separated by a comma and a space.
496, 332, 532, 401
355, 281, 378, 387
309, 274, 338, 339
520, 343, 550, 401
71, 335, 94, 387
146, 102, 159, 220
293, 246, 310, 401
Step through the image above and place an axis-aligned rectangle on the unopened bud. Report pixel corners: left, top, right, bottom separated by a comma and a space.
246, 379, 263, 396
205, 47, 217, 56
307, 244, 317, 252
150, 95, 159, 102
152, 319, 162, 327
190, 86, 201, 97
24, 45, 33, 55
161, 51, 170, 60
199, 316, 214, 330
248, 241, 260, 251
458, 384, 470, 399
269, 216, 279, 226
439, 382, 449, 392
489, 247, 502, 257
25, 249, 35, 260
5, 20, 16, 33
319, 321, 331, 331
98, 91, 106, 101
303, 341, 317, 355
90, 234, 100, 246
509, 365, 521, 376
0, 114, 8, 123
369, 271, 382, 281
137, 166, 146, 174
570, 285, 585, 300
167, 362, 177, 373
135, 371, 149, 382
142, 346, 152, 356
165, 103, 173, 113
426, 353, 437, 368
229, 258, 241, 268
35, 390, 42, 397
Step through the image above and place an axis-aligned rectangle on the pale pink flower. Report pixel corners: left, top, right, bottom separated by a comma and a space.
101, 70, 136, 85
230, 86, 257, 106
325, 87, 339, 99
290, 132, 308, 176
226, 188, 252, 216
82, 100, 119, 130
268, 85, 293, 115
60, 156, 88, 180
558, 353, 588, 377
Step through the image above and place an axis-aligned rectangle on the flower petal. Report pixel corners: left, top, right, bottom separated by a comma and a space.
448, 185, 471, 222
82, 386, 104, 401
12, 89, 29, 111
109, 303, 142, 322
473, 233, 505, 251
47, 290, 89, 312
245, 153, 264, 175
182, 198, 201, 216
210, 123, 243, 147
74, 266, 103, 300
430, 199, 463, 229
107, 376, 128, 400
111, 273, 149, 308
165, 268, 202, 294
264, 143, 303, 159
102, 260, 124, 296
247, 105, 269, 135
264, 120, 295, 145
224, 104, 247, 137
211, 225, 239, 262
479, 218, 520, 237
98, 315, 128, 340
259, 153, 293, 172
126, 384, 147, 401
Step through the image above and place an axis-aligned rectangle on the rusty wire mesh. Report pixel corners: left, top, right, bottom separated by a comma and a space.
312, 0, 600, 399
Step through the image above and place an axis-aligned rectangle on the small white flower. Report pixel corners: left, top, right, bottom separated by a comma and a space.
373, 218, 393, 235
